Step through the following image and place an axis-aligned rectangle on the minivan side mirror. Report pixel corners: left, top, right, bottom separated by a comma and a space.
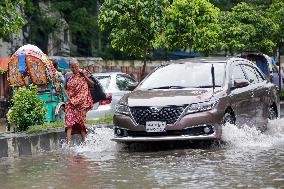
232, 79, 250, 89
127, 82, 139, 91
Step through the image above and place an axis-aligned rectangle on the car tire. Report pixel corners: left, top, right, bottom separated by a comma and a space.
268, 106, 277, 120
223, 112, 235, 125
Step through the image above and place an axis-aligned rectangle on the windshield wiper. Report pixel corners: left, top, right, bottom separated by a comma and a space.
195, 85, 221, 88
211, 64, 215, 92
148, 86, 186, 90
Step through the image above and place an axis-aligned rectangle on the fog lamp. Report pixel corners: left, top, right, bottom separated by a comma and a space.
203, 126, 211, 134
116, 129, 121, 135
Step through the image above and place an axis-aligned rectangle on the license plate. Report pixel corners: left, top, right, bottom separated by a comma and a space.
146, 121, 166, 132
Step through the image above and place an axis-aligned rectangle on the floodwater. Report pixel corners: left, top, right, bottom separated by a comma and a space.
1, 120, 284, 189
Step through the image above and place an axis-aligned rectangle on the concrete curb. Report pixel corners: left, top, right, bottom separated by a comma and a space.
0, 123, 113, 158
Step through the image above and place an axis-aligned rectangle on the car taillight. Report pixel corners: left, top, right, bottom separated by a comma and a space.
99, 93, 112, 105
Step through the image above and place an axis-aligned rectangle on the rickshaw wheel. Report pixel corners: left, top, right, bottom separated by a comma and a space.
57, 106, 65, 121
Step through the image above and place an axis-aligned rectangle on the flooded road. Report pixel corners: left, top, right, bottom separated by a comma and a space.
1, 120, 284, 189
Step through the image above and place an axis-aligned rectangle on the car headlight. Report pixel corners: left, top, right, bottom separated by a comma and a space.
186, 100, 218, 114
115, 104, 130, 115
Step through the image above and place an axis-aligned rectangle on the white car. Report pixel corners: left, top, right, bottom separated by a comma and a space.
86, 72, 137, 120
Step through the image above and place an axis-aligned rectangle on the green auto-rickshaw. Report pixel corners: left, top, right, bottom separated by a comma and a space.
7, 44, 66, 122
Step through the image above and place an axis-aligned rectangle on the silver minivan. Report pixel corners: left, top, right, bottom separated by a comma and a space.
112, 58, 279, 143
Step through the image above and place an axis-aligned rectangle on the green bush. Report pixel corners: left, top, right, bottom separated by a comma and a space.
279, 89, 284, 100
7, 85, 47, 131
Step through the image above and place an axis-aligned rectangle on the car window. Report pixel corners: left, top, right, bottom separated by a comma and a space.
94, 75, 111, 89
242, 65, 259, 84
254, 68, 265, 82
231, 65, 246, 82
124, 75, 137, 85
116, 75, 134, 91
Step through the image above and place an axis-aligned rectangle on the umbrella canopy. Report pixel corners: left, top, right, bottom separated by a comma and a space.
8, 44, 56, 87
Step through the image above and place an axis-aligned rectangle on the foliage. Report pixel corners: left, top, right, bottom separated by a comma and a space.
0, 0, 26, 38
51, 0, 99, 56
7, 85, 47, 132
27, 121, 64, 132
268, 0, 284, 50
98, 0, 169, 60
279, 89, 284, 100
23, 0, 63, 53
86, 116, 113, 125
210, 0, 235, 10
27, 116, 113, 133
211, 0, 273, 10
161, 0, 221, 56
0, 69, 5, 75
218, 2, 278, 55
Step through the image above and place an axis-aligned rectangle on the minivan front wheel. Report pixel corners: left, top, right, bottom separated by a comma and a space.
223, 112, 235, 125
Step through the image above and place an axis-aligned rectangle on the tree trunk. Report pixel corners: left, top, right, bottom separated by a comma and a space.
141, 49, 148, 81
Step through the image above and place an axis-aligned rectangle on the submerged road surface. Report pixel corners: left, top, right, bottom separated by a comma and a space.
1, 119, 284, 188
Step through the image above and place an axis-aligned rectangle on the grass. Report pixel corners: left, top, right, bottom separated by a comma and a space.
86, 116, 113, 125
27, 116, 113, 133
280, 89, 284, 99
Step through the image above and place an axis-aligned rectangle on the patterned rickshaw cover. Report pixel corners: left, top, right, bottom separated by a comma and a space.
8, 44, 57, 87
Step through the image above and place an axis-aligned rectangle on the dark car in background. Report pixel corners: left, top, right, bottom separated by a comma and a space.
86, 72, 137, 120
112, 58, 279, 143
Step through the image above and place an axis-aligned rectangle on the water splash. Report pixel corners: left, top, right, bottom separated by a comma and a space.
61, 118, 284, 155
60, 127, 123, 160
222, 118, 284, 148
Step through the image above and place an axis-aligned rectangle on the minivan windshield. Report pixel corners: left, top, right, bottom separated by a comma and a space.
138, 62, 225, 90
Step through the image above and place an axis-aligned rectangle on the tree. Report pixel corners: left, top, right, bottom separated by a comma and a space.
23, 0, 61, 54
161, 0, 221, 56
0, 0, 26, 38
219, 2, 277, 55
98, 0, 169, 78
218, 10, 255, 55
211, 0, 273, 10
210, 0, 234, 10
269, 0, 284, 61
51, 0, 99, 56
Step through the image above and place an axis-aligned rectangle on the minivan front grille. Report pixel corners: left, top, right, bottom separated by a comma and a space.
130, 106, 187, 125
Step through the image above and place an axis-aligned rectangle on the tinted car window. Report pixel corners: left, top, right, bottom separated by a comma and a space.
95, 75, 111, 89
116, 75, 136, 91
139, 63, 225, 89
242, 65, 259, 83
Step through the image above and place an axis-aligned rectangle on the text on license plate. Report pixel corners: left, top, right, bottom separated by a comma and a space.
146, 121, 166, 132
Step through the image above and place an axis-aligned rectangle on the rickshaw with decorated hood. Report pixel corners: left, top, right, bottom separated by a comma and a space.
7, 44, 66, 122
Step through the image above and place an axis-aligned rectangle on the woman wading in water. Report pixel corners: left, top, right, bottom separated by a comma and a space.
64, 59, 94, 144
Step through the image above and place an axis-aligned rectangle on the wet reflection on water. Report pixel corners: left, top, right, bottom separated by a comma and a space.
1, 119, 284, 188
